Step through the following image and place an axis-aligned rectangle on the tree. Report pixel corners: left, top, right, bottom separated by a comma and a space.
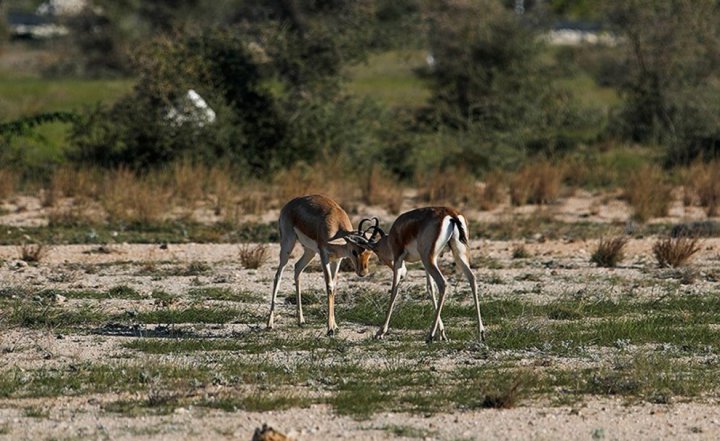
606, 0, 720, 163
422, 0, 588, 171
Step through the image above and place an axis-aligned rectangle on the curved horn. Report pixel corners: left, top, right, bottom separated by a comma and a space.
368, 225, 386, 241
358, 218, 373, 236
361, 217, 380, 239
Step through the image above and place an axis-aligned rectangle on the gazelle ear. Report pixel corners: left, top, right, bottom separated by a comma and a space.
327, 237, 347, 245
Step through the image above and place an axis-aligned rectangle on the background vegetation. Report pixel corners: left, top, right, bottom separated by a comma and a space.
1, 0, 720, 208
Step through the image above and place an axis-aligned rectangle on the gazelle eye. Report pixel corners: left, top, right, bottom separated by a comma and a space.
352, 250, 358, 257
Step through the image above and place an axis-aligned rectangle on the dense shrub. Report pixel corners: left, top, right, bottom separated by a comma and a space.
423, 0, 594, 168
606, 1, 720, 165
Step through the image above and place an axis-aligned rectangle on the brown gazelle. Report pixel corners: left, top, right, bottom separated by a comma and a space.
354, 208, 485, 342
266, 194, 374, 336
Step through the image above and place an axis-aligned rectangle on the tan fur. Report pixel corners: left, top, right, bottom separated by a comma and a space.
367, 207, 485, 342
267, 194, 372, 335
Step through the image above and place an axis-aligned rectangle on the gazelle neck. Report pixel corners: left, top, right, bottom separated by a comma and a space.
374, 236, 394, 269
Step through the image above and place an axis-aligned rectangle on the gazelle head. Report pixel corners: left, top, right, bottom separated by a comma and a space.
328, 217, 382, 277
347, 242, 373, 277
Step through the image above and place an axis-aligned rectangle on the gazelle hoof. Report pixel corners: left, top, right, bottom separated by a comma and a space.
327, 328, 337, 337
374, 330, 386, 340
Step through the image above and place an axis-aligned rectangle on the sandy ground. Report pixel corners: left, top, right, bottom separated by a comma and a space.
1, 191, 720, 440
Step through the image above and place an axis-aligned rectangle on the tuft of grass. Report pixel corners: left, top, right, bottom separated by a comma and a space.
623, 165, 671, 222
591, 236, 629, 267
653, 236, 701, 268
239, 243, 270, 269
17, 242, 52, 263
511, 243, 530, 259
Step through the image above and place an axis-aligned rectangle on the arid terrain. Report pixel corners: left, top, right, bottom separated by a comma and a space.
1, 191, 720, 441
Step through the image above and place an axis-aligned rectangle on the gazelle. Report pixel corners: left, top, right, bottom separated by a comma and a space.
266, 194, 374, 336
353, 208, 485, 342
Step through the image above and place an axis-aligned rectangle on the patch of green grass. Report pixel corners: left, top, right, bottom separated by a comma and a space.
0, 76, 134, 119
551, 354, 719, 400
473, 218, 672, 241
103, 399, 176, 416
0, 362, 213, 399
38, 286, 143, 300
133, 307, 252, 325
0, 221, 279, 245
198, 391, 310, 412
345, 50, 431, 109
4, 301, 109, 329
189, 287, 259, 302
23, 406, 50, 418
124, 338, 245, 354
331, 381, 390, 418
0, 74, 134, 166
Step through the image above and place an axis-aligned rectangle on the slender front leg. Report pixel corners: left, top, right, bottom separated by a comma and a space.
376, 256, 406, 339
293, 248, 315, 326
320, 252, 338, 336
425, 272, 446, 341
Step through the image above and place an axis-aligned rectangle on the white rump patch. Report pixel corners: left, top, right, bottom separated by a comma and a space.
434, 216, 455, 257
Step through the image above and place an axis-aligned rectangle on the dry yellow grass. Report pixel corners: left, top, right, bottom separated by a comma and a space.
272, 160, 355, 206
682, 161, 720, 216
653, 236, 701, 268
416, 166, 476, 207
510, 161, 563, 206
100, 168, 169, 224
359, 164, 404, 214
0, 168, 20, 201
623, 165, 671, 223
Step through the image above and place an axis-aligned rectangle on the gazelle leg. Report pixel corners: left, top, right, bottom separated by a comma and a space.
424, 258, 447, 343
267, 234, 296, 329
376, 256, 406, 339
452, 245, 485, 341
293, 248, 315, 326
330, 258, 342, 286
320, 251, 338, 336
426, 272, 446, 341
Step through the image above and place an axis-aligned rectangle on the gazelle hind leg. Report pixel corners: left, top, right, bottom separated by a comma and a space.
426, 272, 446, 340
293, 248, 316, 326
267, 233, 297, 329
451, 238, 485, 341
424, 259, 447, 343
